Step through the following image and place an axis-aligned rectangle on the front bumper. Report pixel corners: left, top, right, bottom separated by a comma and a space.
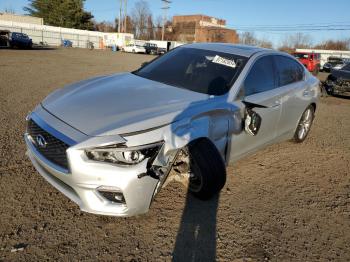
25, 125, 160, 217
324, 81, 350, 96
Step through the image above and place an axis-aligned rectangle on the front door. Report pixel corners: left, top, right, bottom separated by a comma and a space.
273, 55, 310, 136
229, 55, 282, 162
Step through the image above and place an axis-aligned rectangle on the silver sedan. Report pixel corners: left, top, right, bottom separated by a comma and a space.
25, 43, 320, 216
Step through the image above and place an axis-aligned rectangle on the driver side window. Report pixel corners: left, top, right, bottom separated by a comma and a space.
242, 55, 276, 97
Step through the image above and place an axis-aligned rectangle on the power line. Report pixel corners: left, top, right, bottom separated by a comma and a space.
227, 21, 350, 32
228, 21, 350, 27
234, 28, 350, 32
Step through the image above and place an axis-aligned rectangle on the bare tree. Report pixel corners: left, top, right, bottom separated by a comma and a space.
131, 0, 151, 39
258, 39, 273, 49
154, 15, 163, 40
123, 15, 135, 34
281, 33, 312, 50
94, 20, 116, 32
239, 32, 258, 46
239, 32, 273, 48
3, 7, 15, 14
147, 15, 154, 40
314, 39, 350, 51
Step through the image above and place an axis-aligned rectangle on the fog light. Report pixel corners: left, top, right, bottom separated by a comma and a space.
97, 186, 126, 204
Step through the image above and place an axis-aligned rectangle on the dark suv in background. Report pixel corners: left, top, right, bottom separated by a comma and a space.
323, 57, 349, 72
9, 32, 33, 49
143, 43, 158, 55
324, 63, 350, 96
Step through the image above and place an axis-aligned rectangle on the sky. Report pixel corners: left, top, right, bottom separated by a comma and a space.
1, 0, 350, 47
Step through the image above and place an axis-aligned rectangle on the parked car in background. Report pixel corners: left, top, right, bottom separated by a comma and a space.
144, 42, 158, 55
293, 52, 321, 75
322, 57, 348, 72
122, 43, 146, 54
323, 57, 350, 73
324, 63, 350, 96
25, 43, 320, 217
0, 30, 10, 47
157, 47, 167, 55
8, 32, 32, 49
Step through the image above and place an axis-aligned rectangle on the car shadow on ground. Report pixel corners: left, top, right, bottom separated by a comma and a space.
172, 191, 220, 261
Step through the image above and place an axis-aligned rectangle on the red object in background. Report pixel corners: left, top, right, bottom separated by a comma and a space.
293, 52, 321, 75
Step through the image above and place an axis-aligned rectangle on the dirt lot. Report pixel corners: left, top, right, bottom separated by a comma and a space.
0, 48, 349, 261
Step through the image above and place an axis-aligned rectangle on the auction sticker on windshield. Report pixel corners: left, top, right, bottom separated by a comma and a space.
212, 55, 237, 68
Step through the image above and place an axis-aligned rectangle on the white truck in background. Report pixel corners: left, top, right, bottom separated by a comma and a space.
149, 40, 185, 51
103, 33, 134, 49
296, 49, 350, 70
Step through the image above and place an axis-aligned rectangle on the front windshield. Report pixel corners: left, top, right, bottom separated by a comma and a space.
328, 57, 343, 63
134, 47, 247, 96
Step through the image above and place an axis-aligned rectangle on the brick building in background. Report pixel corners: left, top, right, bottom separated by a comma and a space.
172, 14, 238, 43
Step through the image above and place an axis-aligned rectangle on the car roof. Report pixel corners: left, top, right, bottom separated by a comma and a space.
182, 43, 272, 57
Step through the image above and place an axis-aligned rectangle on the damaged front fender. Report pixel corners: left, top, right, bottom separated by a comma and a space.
123, 101, 243, 203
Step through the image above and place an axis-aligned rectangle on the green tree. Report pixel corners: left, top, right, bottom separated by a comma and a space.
24, 0, 94, 30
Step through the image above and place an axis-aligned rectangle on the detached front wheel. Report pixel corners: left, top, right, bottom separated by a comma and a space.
294, 105, 315, 143
187, 139, 226, 200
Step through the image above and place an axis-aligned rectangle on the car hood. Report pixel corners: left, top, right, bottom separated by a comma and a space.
331, 68, 350, 80
42, 73, 209, 136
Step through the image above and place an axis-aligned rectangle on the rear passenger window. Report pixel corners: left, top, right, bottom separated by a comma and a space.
243, 56, 276, 96
275, 56, 304, 86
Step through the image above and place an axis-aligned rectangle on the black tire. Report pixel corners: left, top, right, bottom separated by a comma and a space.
293, 105, 315, 143
187, 138, 226, 200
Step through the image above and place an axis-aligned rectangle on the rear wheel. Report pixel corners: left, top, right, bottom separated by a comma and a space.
293, 105, 315, 143
187, 139, 226, 200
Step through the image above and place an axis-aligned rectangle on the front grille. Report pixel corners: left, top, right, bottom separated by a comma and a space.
27, 119, 69, 170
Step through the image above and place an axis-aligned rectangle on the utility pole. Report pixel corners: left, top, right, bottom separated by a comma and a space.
118, 0, 122, 33
124, 0, 128, 33
161, 0, 171, 41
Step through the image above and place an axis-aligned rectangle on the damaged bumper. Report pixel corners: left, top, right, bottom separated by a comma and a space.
25, 134, 162, 216
24, 110, 175, 217
324, 80, 350, 96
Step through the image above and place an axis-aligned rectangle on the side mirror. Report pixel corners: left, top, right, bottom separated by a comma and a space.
242, 99, 265, 136
244, 108, 262, 136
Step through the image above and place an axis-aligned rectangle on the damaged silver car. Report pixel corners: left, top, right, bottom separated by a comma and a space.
25, 43, 320, 217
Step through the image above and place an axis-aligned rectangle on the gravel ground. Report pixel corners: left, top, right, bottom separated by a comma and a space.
0, 48, 349, 261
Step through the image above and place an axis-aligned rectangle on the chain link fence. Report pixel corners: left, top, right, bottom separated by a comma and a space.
0, 22, 104, 49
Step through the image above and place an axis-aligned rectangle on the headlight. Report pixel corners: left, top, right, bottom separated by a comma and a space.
85, 142, 162, 166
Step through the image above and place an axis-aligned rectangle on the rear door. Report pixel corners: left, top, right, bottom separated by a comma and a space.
273, 55, 309, 136
229, 55, 282, 161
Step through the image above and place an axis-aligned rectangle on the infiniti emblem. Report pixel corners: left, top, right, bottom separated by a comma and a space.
36, 135, 47, 148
